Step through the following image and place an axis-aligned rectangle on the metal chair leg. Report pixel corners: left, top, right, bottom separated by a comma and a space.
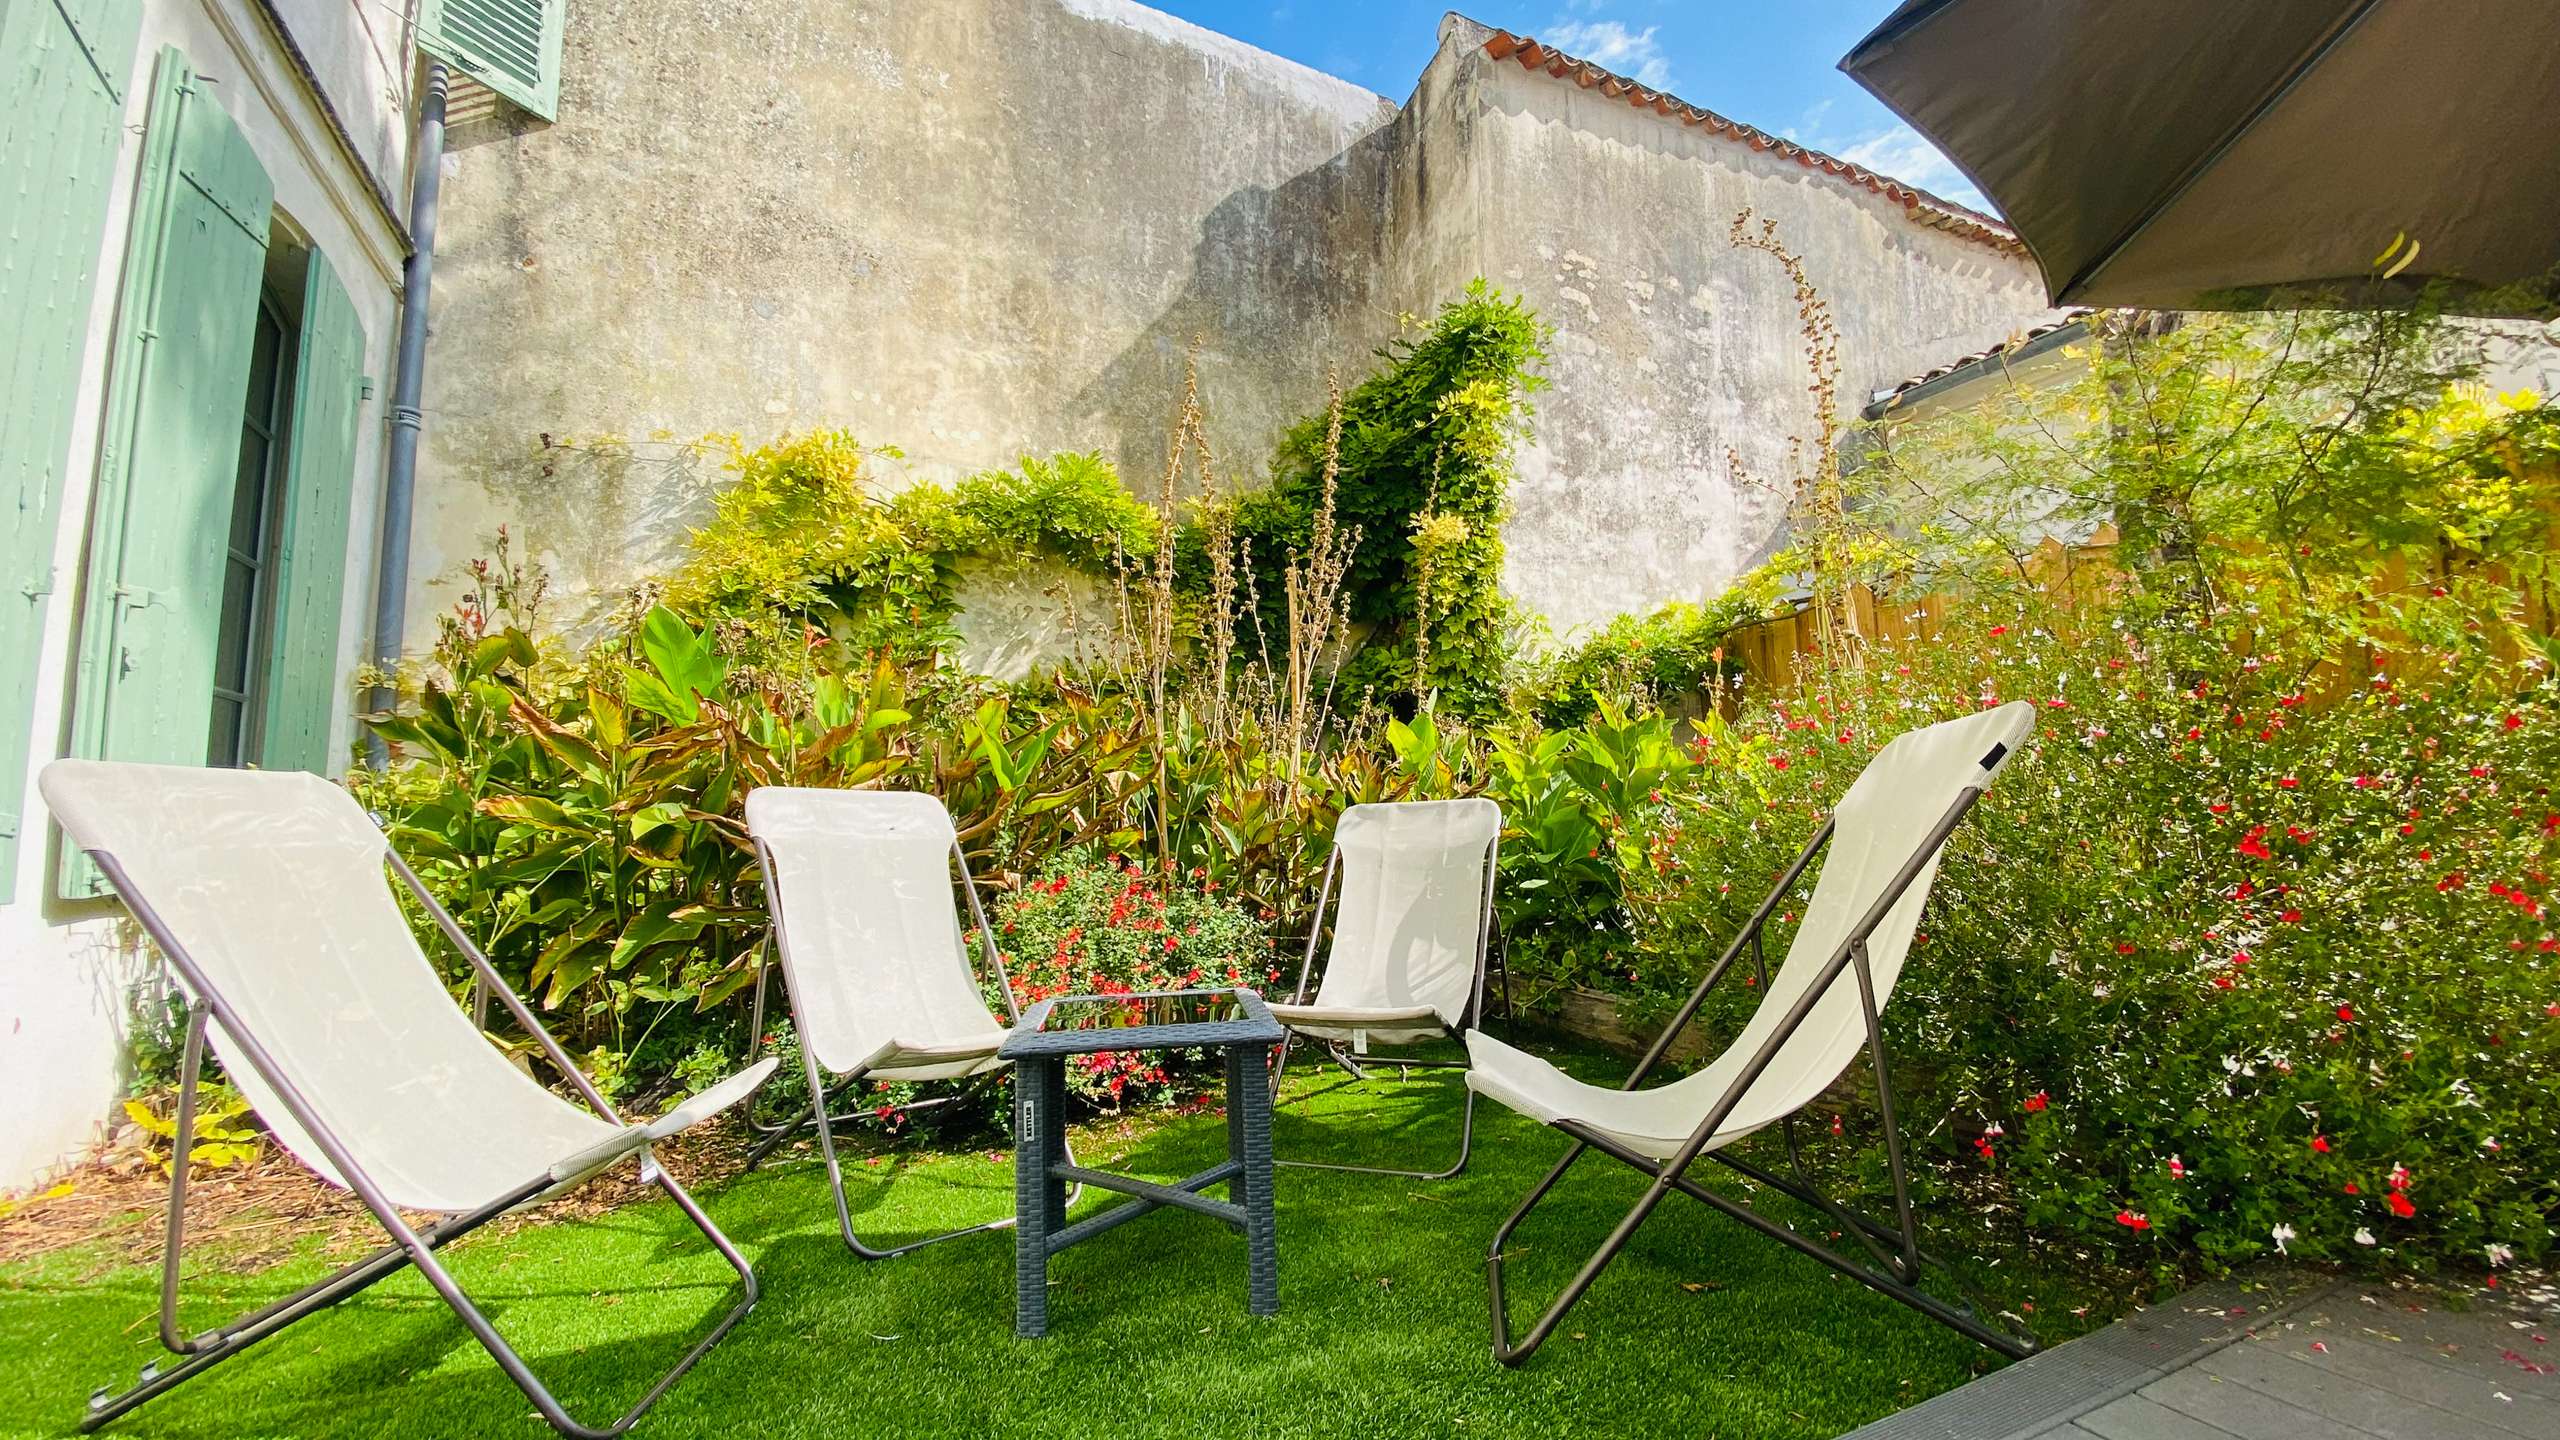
1485, 1128, 2037, 1368
801, 1064, 1079, 1260
84, 1155, 757, 1438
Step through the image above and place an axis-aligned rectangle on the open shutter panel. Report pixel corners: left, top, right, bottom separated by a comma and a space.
60, 48, 272, 897
257, 251, 367, 776
0, 0, 141, 901
418, 0, 567, 122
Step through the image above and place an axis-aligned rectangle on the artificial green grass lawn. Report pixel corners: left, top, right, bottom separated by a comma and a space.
0, 1038, 2108, 1440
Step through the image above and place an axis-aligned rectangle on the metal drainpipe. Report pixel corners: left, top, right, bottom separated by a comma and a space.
366, 62, 448, 766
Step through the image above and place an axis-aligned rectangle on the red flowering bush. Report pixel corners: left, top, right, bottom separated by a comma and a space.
1639, 601, 2559, 1273
972, 850, 1276, 1109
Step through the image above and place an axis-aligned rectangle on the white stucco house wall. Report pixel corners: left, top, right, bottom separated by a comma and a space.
0, 0, 421, 1190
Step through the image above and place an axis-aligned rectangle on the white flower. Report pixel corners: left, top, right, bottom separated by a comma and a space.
2487, 1243, 2515, 1268
2272, 1223, 2296, 1255
2355, 1228, 2377, 1246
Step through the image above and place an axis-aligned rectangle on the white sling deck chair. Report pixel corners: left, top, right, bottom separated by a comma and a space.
40, 760, 777, 1438
1268, 798, 1501, 1179
742, 787, 1071, 1258
1467, 702, 2039, 1364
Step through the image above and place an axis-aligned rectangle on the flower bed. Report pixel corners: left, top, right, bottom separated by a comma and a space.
977, 850, 1278, 1107
1635, 610, 2558, 1273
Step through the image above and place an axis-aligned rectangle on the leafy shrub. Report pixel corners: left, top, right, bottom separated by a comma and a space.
670, 434, 1154, 662
1482, 702, 1702, 999
120, 1084, 261, 1175
1636, 593, 2558, 1273
976, 849, 1276, 1107
1523, 596, 1769, 728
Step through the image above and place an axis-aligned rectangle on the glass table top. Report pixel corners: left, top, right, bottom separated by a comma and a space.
1000, 987, 1284, 1057
1034, 989, 1249, 1033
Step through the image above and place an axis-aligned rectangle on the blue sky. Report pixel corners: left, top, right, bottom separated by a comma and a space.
1140, 0, 1990, 212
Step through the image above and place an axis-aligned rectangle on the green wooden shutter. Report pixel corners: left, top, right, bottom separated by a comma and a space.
0, 0, 141, 902
256, 250, 367, 776
60, 47, 273, 896
418, 0, 567, 122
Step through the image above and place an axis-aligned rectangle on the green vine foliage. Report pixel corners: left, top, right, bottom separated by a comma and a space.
1234, 282, 1547, 716
1523, 589, 1781, 728
669, 435, 1154, 661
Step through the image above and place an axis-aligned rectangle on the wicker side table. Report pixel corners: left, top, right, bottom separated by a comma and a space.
997, 988, 1287, 1337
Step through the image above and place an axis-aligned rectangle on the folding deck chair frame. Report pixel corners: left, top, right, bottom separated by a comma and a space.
73, 841, 761, 1439
1482, 717, 2040, 1366
1270, 799, 1501, 1181
740, 791, 1077, 1259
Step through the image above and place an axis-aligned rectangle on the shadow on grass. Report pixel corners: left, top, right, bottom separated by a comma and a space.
0, 1039, 2078, 1440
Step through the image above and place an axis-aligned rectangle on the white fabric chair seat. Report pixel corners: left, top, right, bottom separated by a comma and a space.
39, 761, 782, 1216
1464, 1032, 1778, 1161
1462, 704, 2036, 1164
537, 1056, 781, 1197
859, 1032, 1011, 1082
744, 788, 1016, 1085
1264, 1001, 1447, 1046
1281, 798, 1500, 1045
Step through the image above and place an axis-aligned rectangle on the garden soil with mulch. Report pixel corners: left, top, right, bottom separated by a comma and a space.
0, 1128, 750, 1277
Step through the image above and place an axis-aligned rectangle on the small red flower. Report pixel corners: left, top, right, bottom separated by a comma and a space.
2116, 1209, 2151, 1231
2279, 776, 2300, 789
2238, 826, 2273, 860
2504, 712, 2524, 731
2336, 1005, 2355, 1023
2311, 1134, 2331, 1153
2387, 1191, 2417, 1219
2023, 1091, 2049, 1113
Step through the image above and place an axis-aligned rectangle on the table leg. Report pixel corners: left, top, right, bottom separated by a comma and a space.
1227, 1042, 1279, 1316
1014, 1059, 1059, 1338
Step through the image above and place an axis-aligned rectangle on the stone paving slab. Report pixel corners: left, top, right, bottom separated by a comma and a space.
1841, 1270, 2559, 1440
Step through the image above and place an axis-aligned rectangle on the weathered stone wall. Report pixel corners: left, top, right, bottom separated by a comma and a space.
1401, 18, 2063, 635
416, 0, 1401, 641
415, 0, 2062, 648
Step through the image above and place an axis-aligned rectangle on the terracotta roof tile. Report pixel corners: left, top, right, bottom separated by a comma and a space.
1478, 28, 2024, 255
1871, 311, 2094, 410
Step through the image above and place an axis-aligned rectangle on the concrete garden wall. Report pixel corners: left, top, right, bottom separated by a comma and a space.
412, 0, 2060, 651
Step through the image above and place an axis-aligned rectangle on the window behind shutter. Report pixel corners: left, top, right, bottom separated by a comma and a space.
0, 0, 140, 901
257, 251, 367, 776
418, 0, 567, 122
60, 47, 273, 896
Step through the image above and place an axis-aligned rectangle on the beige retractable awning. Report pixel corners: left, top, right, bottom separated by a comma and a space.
1841, 0, 2560, 316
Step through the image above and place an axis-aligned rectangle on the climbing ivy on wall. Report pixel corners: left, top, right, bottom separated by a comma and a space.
1233, 281, 1548, 716
670, 435, 1154, 659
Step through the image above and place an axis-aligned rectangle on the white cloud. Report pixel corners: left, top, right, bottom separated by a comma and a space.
1782, 99, 1833, 143
1542, 18, 1672, 90
1834, 123, 1991, 213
